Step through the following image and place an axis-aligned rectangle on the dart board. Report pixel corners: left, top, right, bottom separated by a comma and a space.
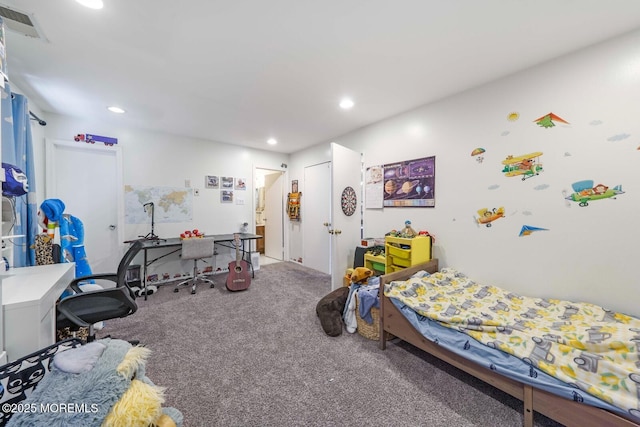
341, 186, 357, 216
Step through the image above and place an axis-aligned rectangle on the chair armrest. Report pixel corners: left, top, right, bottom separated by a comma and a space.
69, 273, 118, 293
56, 302, 92, 328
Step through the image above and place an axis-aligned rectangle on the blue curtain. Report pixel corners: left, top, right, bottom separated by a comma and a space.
1, 84, 38, 267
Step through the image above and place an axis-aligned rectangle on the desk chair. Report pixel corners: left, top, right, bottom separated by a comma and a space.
174, 237, 215, 294
56, 240, 143, 342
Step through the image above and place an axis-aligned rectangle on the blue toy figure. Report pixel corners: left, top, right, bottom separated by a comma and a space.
38, 199, 100, 298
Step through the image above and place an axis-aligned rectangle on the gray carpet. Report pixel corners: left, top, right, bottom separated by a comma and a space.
98, 262, 563, 427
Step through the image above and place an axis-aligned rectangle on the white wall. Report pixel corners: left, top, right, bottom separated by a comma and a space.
32, 113, 288, 277
290, 29, 640, 317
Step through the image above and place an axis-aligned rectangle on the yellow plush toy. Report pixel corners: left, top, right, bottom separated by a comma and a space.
350, 267, 373, 284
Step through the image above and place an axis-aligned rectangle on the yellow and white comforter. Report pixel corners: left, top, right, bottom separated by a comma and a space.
385, 268, 640, 415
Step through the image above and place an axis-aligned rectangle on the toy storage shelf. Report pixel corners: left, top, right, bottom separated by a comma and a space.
385, 235, 431, 274
364, 253, 386, 276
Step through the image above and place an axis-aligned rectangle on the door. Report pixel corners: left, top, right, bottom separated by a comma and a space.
330, 143, 362, 290
303, 162, 331, 274
264, 171, 284, 260
46, 139, 123, 273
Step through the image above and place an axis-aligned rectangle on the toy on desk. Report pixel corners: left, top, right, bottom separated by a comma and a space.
180, 229, 205, 239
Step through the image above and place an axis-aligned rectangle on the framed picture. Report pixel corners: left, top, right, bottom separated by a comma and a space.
205, 175, 219, 189
235, 178, 246, 190
221, 176, 234, 189
383, 156, 436, 207
292, 180, 298, 193
221, 190, 234, 203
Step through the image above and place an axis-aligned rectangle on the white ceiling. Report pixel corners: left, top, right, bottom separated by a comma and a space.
4, 1, 640, 154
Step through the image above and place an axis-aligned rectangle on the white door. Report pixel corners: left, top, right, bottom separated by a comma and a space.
303, 162, 331, 274
330, 143, 362, 290
46, 139, 123, 273
264, 171, 284, 260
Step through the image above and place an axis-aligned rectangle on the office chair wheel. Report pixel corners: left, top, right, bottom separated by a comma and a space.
191, 289, 196, 295
173, 288, 179, 293
210, 283, 215, 288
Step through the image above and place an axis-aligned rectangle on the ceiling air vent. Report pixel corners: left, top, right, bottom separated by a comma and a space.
0, 4, 45, 40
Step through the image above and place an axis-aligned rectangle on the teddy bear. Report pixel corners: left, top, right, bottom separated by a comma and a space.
315, 286, 350, 337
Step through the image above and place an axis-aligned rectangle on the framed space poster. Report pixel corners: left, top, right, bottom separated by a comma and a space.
383, 156, 435, 207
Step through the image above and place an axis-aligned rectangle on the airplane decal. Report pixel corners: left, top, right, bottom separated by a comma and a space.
565, 180, 625, 207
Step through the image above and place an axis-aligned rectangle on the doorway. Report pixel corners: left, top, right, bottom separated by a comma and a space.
45, 139, 124, 273
255, 168, 285, 265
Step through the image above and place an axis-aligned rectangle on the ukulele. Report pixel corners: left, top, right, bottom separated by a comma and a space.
226, 233, 251, 291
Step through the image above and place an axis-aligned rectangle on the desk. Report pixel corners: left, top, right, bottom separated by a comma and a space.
132, 233, 262, 299
1, 263, 75, 362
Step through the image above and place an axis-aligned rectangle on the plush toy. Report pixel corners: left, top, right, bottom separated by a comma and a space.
316, 287, 350, 337
350, 267, 374, 284
7, 338, 183, 427
401, 220, 417, 237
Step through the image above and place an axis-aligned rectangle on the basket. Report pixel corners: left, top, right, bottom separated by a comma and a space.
355, 296, 394, 341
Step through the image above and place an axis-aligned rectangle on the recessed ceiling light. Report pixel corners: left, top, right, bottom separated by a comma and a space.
267, 138, 278, 145
76, 0, 104, 9
107, 106, 125, 114
339, 98, 354, 110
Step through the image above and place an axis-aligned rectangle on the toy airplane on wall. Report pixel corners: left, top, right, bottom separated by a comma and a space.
565, 180, 625, 207
501, 152, 543, 180
476, 207, 505, 227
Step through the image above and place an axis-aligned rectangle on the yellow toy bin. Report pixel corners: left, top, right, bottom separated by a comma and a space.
389, 255, 411, 268
386, 244, 411, 259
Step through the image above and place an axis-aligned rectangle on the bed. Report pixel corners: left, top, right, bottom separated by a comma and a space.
378, 259, 640, 427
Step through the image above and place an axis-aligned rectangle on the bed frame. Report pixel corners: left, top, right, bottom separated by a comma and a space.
378, 259, 639, 427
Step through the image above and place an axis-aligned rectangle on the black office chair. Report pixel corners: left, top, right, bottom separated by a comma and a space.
56, 240, 143, 342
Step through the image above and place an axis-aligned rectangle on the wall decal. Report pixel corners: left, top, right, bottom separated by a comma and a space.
589, 120, 603, 126
471, 147, 485, 163
519, 225, 548, 236
507, 112, 520, 121
488, 184, 500, 190
534, 112, 569, 128
533, 184, 550, 190
476, 207, 505, 227
607, 133, 631, 142
501, 131, 510, 136
564, 152, 572, 157
501, 152, 543, 181
564, 180, 625, 207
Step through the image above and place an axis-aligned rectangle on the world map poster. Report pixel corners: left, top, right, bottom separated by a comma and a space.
383, 156, 435, 207
125, 185, 193, 223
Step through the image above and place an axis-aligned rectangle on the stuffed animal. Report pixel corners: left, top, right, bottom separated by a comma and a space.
6, 338, 183, 427
316, 287, 350, 337
350, 267, 373, 284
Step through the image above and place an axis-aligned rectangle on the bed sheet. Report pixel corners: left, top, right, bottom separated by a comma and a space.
385, 268, 640, 421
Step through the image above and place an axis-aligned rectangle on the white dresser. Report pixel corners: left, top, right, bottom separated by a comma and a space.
1, 263, 75, 362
